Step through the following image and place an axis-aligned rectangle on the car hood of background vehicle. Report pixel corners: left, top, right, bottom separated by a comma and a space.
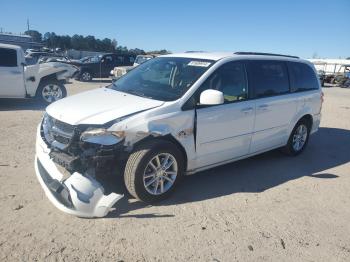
46, 87, 164, 125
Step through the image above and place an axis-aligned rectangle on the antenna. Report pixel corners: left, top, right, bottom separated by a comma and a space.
27, 18, 30, 31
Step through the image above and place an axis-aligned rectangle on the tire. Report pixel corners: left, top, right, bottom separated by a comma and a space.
283, 119, 311, 156
80, 71, 92, 82
36, 80, 67, 105
124, 140, 185, 203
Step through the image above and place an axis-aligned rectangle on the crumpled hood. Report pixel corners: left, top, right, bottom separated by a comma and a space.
46, 87, 164, 125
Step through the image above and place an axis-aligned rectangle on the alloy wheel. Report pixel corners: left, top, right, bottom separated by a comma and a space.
143, 153, 178, 195
292, 124, 308, 152
41, 84, 63, 103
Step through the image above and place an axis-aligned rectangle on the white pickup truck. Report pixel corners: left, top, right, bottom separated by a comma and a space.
0, 43, 71, 104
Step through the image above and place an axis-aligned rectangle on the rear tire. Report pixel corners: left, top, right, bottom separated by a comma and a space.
283, 119, 310, 156
36, 80, 67, 105
124, 140, 185, 203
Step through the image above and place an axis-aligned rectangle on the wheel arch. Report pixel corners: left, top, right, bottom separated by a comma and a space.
299, 114, 313, 130
35, 73, 60, 96
131, 134, 188, 172
80, 68, 93, 78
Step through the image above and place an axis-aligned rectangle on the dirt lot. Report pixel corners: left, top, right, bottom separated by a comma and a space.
0, 80, 349, 261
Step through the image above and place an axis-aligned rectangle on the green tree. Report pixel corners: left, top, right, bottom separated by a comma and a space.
24, 30, 42, 42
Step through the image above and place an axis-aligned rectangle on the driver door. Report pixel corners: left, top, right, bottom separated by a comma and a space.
100, 55, 115, 77
0, 47, 26, 98
195, 61, 256, 168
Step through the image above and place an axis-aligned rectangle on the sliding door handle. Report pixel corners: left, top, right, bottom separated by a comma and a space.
241, 107, 254, 113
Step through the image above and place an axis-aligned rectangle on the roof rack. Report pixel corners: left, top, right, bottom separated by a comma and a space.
234, 52, 299, 59
185, 51, 207, 53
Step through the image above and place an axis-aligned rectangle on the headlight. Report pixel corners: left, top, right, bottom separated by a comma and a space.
81, 128, 125, 146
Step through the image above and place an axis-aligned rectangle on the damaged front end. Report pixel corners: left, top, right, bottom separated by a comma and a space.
34, 114, 125, 217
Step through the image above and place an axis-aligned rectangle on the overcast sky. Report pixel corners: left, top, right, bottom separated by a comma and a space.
1, 0, 349, 58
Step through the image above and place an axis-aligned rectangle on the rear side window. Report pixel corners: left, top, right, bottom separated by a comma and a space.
0, 48, 17, 67
288, 62, 319, 91
248, 60, 289, 98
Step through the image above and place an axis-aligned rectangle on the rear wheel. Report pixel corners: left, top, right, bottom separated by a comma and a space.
37, 80, 67, 104
283, 119, 310, 156
124, 140, 185, 203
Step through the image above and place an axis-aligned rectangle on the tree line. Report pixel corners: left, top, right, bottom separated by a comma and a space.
24, 30, 170, 55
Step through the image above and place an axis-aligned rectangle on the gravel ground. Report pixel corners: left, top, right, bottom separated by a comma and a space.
0, 80, 349, 261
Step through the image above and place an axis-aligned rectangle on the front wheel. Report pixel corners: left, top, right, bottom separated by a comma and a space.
80, 71, 92, 82
124, 140, 185, 203
37, 80, 67, 105
283, 119, 310, 156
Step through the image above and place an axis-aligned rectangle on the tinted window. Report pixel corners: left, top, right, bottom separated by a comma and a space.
248, 60, 289, 98
199, 61, 248, 103
288, 62, 319, 91
0, 48, 17, 67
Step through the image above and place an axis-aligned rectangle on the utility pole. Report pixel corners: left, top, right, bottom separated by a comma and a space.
27, 18, 30, 31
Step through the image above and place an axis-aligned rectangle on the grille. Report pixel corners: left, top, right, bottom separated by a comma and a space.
42, 114, 75, 150
54, 119, 74, 134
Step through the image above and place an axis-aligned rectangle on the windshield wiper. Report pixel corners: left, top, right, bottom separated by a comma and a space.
125, 90, 154, 99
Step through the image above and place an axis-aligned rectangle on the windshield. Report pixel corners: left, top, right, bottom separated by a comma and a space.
89, 55, 101, 63
111, 57, 214, 101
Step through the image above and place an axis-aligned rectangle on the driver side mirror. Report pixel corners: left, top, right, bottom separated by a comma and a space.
199, 89, 224, 105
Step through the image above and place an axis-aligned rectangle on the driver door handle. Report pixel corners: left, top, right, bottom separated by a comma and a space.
258, 104, 269, 111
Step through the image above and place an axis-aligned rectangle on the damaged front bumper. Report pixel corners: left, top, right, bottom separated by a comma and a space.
34, 125, 123, 218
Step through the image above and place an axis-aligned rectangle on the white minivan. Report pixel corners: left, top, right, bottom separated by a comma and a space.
35, 52, 322, 217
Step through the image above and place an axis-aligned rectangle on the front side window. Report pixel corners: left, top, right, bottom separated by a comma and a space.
248, 60, 289, 98
288, 62, 319, 91
111, 57, 214, 101
198, 61, 248, 103
0, 48, 17, 67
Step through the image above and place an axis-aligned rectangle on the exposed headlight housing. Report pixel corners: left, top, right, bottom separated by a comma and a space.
81, 128, 125, 146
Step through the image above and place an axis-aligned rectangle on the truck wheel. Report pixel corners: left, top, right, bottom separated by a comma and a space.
283, 119, 310, 156
37, 80, 67, 104
124, 140, 185, 203
80, 71, 92, 82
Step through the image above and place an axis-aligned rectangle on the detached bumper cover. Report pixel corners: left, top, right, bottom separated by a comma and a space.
35, 125, 123, 217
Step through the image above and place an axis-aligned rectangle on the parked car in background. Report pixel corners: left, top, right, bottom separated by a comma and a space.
35, 51, 322, 217
0, 43, 69, 104
76, 53, 135, 81
110, 54, 157, 80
